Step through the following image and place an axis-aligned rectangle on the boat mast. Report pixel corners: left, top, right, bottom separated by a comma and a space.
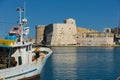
17, 0, 27, 42
17, 7, 24, 42
17, 7, 24, 26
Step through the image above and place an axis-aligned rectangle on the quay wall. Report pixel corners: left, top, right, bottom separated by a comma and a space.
77, 37, 115, 46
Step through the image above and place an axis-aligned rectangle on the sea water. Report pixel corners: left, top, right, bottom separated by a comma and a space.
39, 46, 120, 80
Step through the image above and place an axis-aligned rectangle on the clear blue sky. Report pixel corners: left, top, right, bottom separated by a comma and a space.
0, 0, 119, 38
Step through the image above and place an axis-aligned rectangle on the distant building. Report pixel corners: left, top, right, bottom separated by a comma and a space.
43, 18, 77, 46
111, 27, 120, 35
104, 27, 120, 36
111, 27, 120, 44
104, 28, 112, 33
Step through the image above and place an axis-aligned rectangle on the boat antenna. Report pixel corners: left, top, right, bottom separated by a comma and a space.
24, 0, 26, 19
17, 7, 24, 26
23, 0, 27, 25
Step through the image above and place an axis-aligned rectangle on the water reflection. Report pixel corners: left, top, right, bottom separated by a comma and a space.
52, 47, 78, 80
76, 47, 115, 80
41, 47, 78, 80
41, 46, 120, 80
113, 47, 120, 79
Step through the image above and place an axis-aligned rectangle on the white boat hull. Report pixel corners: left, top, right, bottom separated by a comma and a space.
0, 47, 52, 80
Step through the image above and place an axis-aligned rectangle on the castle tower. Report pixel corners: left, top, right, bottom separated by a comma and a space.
36, 25, 45, 44
44, 18, 77, 46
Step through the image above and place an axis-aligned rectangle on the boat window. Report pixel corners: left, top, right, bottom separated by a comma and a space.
0, 48, 10, 56
26, 46, 28, 51
0, 48, 6, 53
11, 48, 17, 54
6, 48, 10, 53
29, 45, 31, 50
18, 56, 22, 65
0, 48, 4, 52
17, 36, 21, 42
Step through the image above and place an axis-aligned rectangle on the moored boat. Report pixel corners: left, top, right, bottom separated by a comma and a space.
0, 3, 52, 80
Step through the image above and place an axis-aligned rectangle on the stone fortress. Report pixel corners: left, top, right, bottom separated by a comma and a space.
36, 18, 115, 46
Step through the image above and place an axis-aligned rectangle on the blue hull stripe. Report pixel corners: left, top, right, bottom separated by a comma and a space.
5, 69, 37, 79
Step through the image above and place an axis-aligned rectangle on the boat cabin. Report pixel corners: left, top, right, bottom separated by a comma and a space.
0, 43, 33, 69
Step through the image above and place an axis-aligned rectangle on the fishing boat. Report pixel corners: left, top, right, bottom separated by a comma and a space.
0, 4, 52, 80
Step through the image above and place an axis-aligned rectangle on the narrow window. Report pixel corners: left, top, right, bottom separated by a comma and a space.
26, 46, 28, 51
18, 56, 22, 65
29, 45, 31, 50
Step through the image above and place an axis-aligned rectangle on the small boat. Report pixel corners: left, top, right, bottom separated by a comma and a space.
0, 4, 52, 80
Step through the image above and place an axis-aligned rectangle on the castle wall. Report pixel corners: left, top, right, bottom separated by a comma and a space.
36, 25, 45, 44
51, 23, 77, 45
44, 18, 77, 46
44, 24, 53, 45
77, 37, 114, 46
76, 32, 115, 46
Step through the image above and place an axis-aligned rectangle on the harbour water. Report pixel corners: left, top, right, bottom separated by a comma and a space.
39, 46, 120, 80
